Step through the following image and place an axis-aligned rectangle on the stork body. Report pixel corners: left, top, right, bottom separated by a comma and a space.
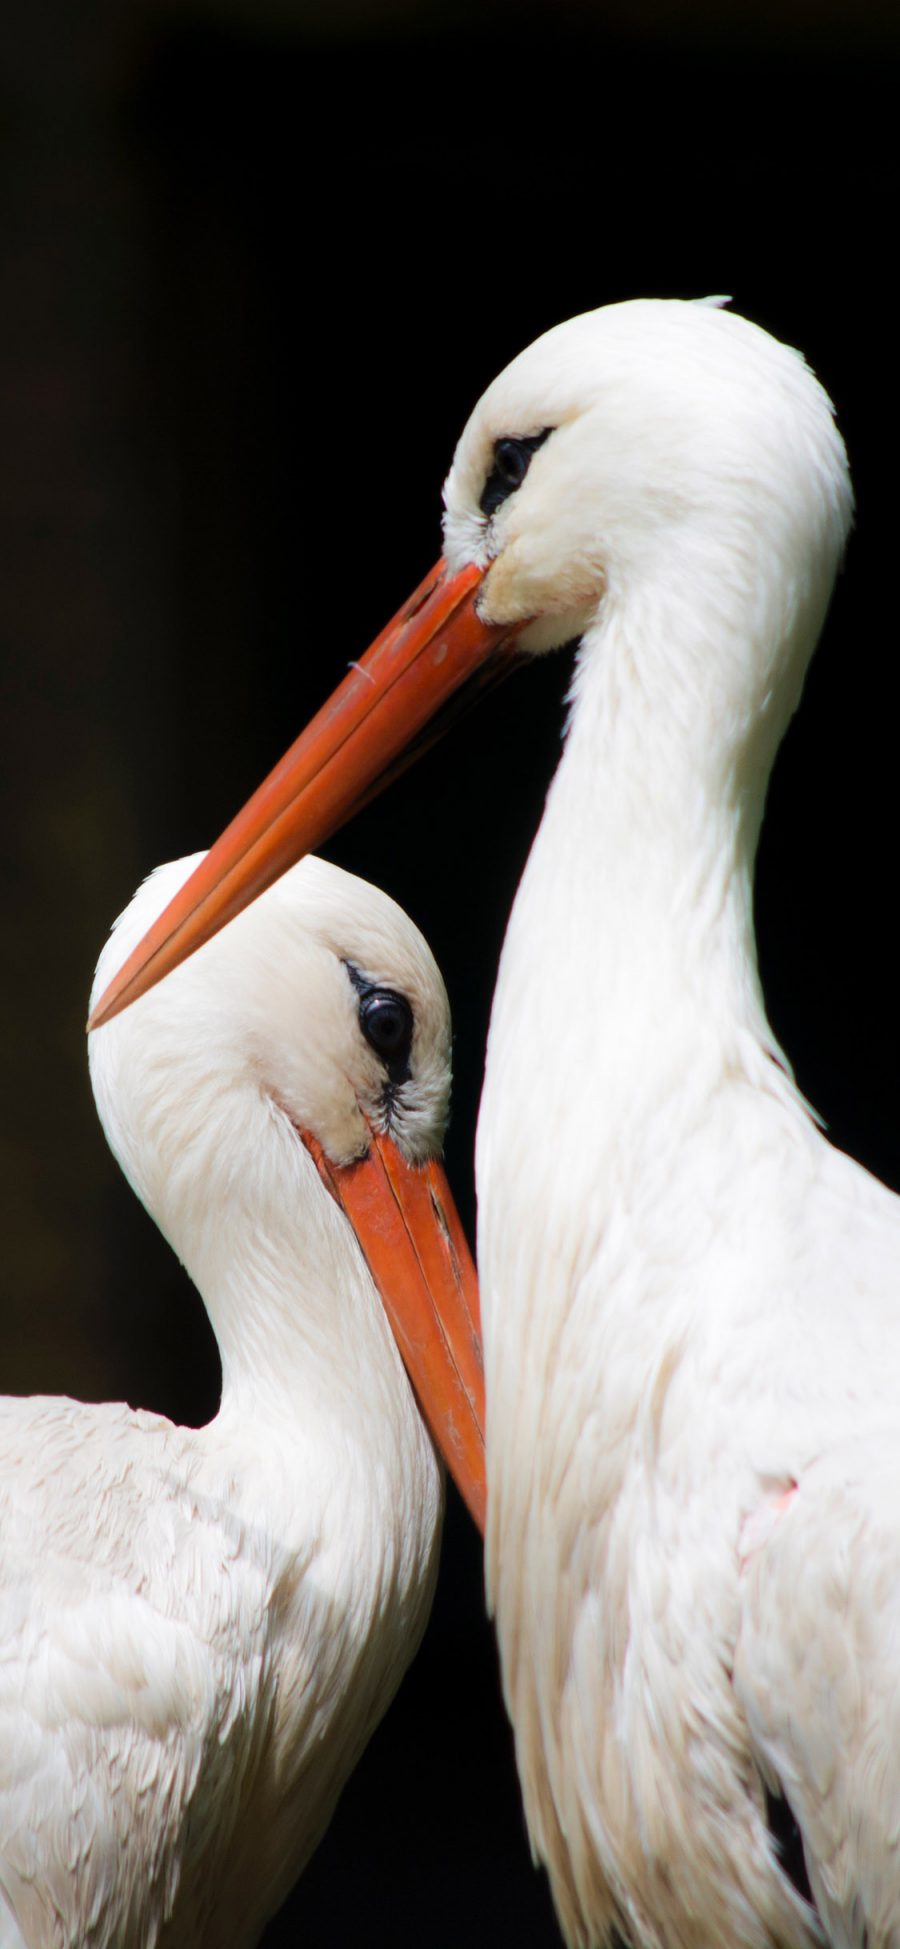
0, 853, 478, 1947
445, 303, 894, 1948
479, 763, 900, 1948
0, 1388, 429, 1948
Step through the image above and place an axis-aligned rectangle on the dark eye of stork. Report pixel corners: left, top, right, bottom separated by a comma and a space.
344, 963, 414, 1085
360, 993, 411, 1065
480, 430, 552, 519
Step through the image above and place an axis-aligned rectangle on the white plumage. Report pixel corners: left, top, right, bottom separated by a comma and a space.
74, 297, 900, 1949
438, 300, 900, 1947
0, 854, 448, 1947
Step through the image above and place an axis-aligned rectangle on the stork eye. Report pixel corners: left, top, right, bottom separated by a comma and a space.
359, 992, 413, 1066
344, 962, 414, 1083
495, 440, 530, 488
480, 429, 551, 519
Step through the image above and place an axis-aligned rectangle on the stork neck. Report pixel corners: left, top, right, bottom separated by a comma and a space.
490, 590, 792, 1154
159, 1105, 419, 1460
568, 580, 783, 882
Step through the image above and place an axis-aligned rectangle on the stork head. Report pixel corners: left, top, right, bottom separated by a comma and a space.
89, 855, 485, 1528
443, 298, 852, 659
90, 852, 451, 1178
87, 299, 852, 1034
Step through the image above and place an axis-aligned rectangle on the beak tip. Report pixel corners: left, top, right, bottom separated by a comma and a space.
86, 984, 122, 1034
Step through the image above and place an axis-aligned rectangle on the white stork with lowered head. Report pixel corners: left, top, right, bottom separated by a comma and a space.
2, 851, 483, 1947
89, 300, 900, 1949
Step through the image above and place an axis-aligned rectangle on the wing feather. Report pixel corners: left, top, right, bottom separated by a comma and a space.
0, 1399, 284, 1949
735, 1438, 900, 1949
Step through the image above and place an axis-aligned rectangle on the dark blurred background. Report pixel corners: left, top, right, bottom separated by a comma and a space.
2, 1, 899, 1942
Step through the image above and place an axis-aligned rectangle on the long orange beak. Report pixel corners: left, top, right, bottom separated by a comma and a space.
89, 558, 518, 1030
304, 1126, 486, 1534
87, 552, 513, 1535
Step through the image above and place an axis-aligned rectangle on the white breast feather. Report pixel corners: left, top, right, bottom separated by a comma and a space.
0, 1389, 435, 1948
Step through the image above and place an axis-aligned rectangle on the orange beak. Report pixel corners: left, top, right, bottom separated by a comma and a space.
88, 558, 518, 1030
87, 552, 527, 1535
304, 1126, 486, 1534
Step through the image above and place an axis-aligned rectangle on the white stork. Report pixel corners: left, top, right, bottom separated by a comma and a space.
2, 851, 483, 1947
88, 300, 899, 1949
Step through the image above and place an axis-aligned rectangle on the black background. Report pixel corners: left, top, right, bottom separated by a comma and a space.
2, 4, 900, 1943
